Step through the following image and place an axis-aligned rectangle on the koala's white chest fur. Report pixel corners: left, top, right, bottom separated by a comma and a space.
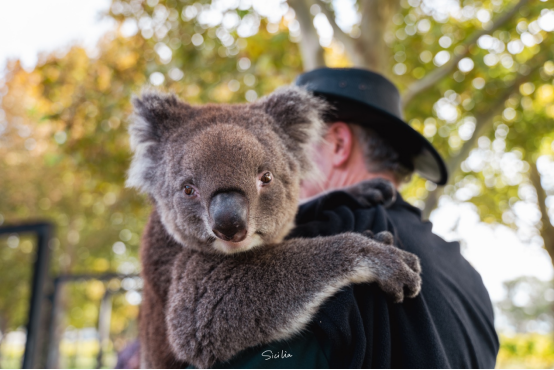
211, 233, 264, 254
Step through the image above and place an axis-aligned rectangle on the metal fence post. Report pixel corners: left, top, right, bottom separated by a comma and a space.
96, 290, 113, 369
0, 222, 53, 369
23, 223, 53, 369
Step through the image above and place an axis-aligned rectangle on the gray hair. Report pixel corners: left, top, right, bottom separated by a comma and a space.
349, 123, 414, 184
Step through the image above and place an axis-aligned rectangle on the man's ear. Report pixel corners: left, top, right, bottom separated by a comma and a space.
254, 86, 328, 173
126, 90, 191, 193
327, 122, 354, 168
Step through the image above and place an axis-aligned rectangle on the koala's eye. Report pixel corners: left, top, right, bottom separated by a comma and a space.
260, 172, 272, 184
183, 185, 195, 196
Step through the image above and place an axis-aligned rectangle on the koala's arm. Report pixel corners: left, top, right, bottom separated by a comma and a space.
139, 210, 189, 369
166, 232, 421, 368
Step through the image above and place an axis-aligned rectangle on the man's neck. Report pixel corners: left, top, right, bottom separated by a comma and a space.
326, 170, 397, 190
299, 172, 398, 205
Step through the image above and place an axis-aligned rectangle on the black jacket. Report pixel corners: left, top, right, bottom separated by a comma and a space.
289, 189, 499, 368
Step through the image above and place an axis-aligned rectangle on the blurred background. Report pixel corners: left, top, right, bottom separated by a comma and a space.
0, 0, 553, 368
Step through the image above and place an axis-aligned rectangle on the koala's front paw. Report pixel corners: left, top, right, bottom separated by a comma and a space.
358, 232, 421, 303
346, 178, 396, 208
374, 245, 421, 303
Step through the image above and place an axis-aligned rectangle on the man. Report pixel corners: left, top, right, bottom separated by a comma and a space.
211, 67, 499, 368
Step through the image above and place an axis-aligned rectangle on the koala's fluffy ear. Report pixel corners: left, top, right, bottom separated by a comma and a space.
254, 86, 328, 174
126, 90, 190, 193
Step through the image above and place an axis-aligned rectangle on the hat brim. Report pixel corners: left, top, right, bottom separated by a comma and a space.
315, 93, 448, 186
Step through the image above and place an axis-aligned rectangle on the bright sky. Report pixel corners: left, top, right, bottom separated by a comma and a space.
431, 198, 553, 302
0, 0, 115, 72
1, 0, 552, 323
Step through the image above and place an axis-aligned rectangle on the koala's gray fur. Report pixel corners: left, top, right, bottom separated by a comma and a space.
127, 87, 422, 368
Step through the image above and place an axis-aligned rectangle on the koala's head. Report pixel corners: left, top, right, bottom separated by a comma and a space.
127, 86, 327, 254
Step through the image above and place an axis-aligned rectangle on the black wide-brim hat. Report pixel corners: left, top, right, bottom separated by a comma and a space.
295, 67, 448, 185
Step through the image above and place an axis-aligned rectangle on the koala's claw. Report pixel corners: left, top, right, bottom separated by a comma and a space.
362, 230, 374, 238
398, 248, 422, 275
369, 243, 422, 303
362, 230, 394, 246
374, 231, 394, 245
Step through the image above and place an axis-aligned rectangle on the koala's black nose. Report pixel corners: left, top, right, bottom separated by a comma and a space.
209, 192, 249, 243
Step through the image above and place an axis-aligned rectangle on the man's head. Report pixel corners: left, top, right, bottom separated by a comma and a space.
300, 119, 413, 200
296, 67, 448, 200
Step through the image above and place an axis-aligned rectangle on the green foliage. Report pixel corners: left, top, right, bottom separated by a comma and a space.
498, 333, 554, 368
390, 0, 554, 225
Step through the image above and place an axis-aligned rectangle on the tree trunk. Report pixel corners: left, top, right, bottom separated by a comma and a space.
288, 0, 326, 71
529, 161, 554, 266
357, 0, 400, 74
309, 0, 400, 73
314, 0, 365, 66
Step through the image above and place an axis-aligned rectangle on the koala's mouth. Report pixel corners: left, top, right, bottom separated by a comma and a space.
212, 232, 263, 254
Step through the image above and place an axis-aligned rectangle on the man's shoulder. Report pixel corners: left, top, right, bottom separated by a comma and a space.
292, 184, 418, 238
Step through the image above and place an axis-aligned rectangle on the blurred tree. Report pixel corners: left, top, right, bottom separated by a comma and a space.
281, 0, 554, 266
497, 276, 554, 333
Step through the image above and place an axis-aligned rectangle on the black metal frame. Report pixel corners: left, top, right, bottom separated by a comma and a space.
1, 223, 142, 368
45, 273, 140, 369
0, 222, 53, 369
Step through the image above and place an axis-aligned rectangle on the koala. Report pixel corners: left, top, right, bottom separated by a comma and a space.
127, 87, 422, 368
